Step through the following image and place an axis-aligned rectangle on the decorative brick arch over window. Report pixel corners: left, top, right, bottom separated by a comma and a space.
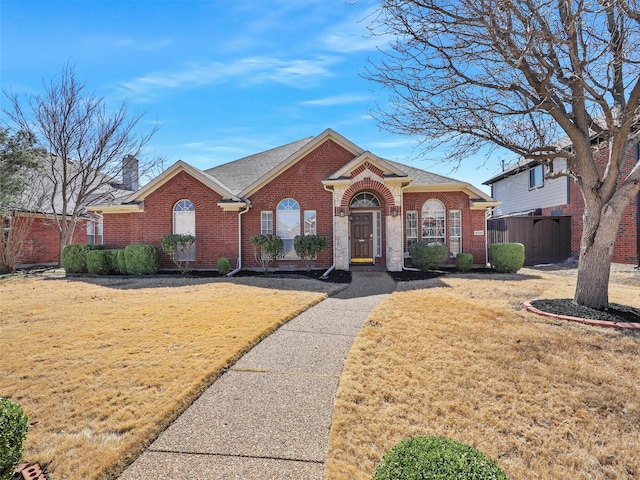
339, 179, 396, 216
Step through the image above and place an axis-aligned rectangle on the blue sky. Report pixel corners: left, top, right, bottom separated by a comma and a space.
1, 0, 508, 193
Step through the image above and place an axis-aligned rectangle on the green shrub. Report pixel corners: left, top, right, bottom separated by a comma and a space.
116, 249, 127, 274
160, 233, 196, 274
217, 257, 231, 275
124, 244, 160, 275
294, 234, 327, 271
0, 398, 29, 480
373, 436, 509, 480
409, 241, 449, 271
489, 242, 525, 273
251, 234, 283, 274
86, 249, 120, 275
63, 244, 105, 274
455, 252, 474, 272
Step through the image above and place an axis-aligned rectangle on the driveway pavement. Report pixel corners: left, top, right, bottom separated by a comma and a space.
118, 271, 396, 480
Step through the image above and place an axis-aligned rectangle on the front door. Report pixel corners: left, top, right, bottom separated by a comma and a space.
351, 212, 373, 263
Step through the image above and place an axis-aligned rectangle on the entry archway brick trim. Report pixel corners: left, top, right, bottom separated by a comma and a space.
340, 178, 395, 211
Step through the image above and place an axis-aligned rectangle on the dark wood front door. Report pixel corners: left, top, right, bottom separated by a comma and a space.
351, 212, 373, 263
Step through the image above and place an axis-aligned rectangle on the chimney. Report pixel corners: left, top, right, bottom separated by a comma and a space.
123, 155, 139, 191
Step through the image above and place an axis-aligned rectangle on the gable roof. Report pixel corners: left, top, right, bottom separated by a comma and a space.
89, 128, 498, 210
204, 136, 315, 195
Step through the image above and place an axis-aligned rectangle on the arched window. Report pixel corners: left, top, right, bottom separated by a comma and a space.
422, 199, 445, 244
277, 198, 300, 260
350, 192, 380, 208
173, 199, 195, 260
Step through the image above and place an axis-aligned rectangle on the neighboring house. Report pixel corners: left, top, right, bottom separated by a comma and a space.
483, 141, 639, 265
88, 129, 499, 272
12, 155, 136, 267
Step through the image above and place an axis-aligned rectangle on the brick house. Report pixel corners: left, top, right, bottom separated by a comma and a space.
88, 129, 499, 272
483, 141, 639, 265
7, 155, 134, 268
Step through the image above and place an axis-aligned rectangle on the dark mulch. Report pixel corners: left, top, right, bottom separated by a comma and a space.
531, 298, 640, 324
388, 266, 495, 282
231, 269, 352, 284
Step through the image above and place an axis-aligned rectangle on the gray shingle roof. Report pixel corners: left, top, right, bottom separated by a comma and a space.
203, 137, 315, 195
383, 158, 465, 185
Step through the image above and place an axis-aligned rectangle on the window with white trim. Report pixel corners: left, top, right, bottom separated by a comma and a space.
449, 210, 462, 256
406, 210, 418, 252
350, 192, 380, 207
87, 217, 103, 245
173, 199, 195, 261
421, 199, 446, 244
529, 165, 544, 189
261, 211, 273, 235
304, 210, 316, 235
277, 198, 300, 260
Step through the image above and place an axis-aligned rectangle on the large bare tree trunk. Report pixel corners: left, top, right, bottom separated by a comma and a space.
574, 191, 629, 309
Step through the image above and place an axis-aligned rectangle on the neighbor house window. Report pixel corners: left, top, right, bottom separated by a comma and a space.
422, 199, 446, 244
406, 210, 418, 252
304, 210, 316, 235
87, 217, 103, 245
173, 199, 195, 261
529, 164, 544, 189
277, 198, 300, 260
449, 210, 462, 256
261, 211, 273, 235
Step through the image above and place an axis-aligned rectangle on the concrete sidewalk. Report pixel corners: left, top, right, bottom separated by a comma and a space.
118, 271, 396, 480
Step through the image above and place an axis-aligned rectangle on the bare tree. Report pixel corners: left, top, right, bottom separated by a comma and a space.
366, 0, 640, 309
3, 65, 159, 266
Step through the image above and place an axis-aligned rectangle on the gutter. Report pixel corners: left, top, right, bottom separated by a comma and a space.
226, 204, 251, 276
320, 184, 336, 278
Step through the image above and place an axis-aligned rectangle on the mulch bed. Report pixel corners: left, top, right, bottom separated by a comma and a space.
530, 299, 639, 324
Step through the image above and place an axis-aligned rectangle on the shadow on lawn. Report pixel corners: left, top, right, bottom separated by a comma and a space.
50, 269, 351, 295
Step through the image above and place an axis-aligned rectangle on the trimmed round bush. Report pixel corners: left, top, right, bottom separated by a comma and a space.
63, 244, 105, 274
217, 257, 231, 275
455, 252, 474, 272
489, 242, 525, 273
409, 241, 449, 271
86, 249, 121, 275
124, 244, 160, 275
373, 436, 509, 480
0, 398, 28, 480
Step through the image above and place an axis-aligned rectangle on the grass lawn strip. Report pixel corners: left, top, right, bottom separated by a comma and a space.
0, 275, 337, 480
325, 269, 640, 480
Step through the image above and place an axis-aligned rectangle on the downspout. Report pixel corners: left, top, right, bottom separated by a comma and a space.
320, 184, 336, 278
226, 204, 250, 276
401, 182, 420, 271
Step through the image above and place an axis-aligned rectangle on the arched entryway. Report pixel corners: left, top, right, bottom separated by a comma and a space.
349, 192, 381, 264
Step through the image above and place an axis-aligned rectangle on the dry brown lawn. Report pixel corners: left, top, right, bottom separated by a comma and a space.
325, 267, 640, 480
0, 274, 341, 480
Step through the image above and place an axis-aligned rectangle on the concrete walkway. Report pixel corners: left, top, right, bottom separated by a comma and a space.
119, 272, 396, 480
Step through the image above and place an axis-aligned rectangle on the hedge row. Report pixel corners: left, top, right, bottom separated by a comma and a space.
63, 244, 160, 276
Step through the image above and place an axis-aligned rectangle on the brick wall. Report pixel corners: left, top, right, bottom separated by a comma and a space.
102, 171, 236, 270
18, 215, 88, 265
403, 191, 488, 264
242, 139, 356, 270
540, 142, 638, 264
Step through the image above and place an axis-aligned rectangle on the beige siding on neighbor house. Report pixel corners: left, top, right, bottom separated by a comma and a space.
493, 160, 569, 215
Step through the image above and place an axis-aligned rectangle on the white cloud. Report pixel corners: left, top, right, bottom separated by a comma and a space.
300, 94, 372, 107
117, 55, 337, 99
87, 35, 173, 52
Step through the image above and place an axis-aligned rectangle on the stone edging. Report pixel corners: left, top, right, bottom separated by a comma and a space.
523, 300, 640, 330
